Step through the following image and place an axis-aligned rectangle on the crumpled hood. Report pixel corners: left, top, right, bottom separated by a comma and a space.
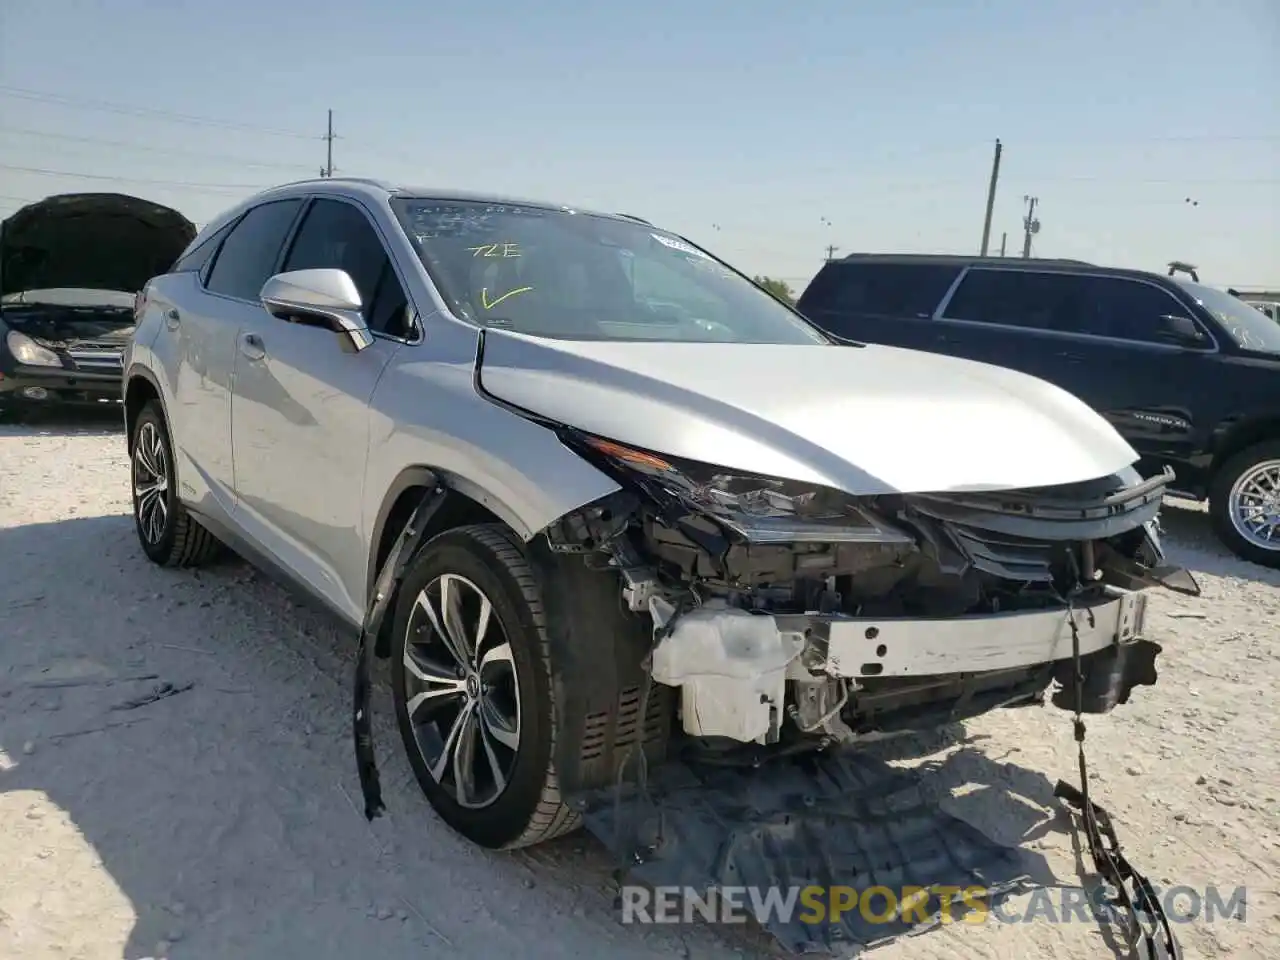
476, 330, 1141, 495
0, 193, 196, 297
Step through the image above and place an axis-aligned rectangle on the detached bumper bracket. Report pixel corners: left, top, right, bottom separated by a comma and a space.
1056, 601, 1182, 959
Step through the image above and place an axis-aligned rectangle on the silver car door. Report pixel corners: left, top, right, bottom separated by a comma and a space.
229, 197, 407, 623
161, 199, 304, 518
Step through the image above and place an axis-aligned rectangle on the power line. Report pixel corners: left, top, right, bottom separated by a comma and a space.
0, 126, 315, 172
0, 162, 270, 191
0, 85, 316, 140
1037, 175, 1279, 185
1015, 133, 1280, 144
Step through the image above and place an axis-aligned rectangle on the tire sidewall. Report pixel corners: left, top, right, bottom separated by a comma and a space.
390, 528, 556, 849
131, 404, 179, 563
1209, 440, 1280, 569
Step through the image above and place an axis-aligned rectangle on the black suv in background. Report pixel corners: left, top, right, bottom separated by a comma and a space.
796, 255, 1280, 568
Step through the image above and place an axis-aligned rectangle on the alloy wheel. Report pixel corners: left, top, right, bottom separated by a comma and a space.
133, 421, 170, 545
1228, 458, 1280, 552
403, 573, 521, 809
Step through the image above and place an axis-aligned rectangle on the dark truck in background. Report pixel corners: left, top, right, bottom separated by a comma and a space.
796, 255, 1280, 567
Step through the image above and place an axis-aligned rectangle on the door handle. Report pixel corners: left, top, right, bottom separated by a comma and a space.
165, 308, 181, 330
239, 332, 266, 361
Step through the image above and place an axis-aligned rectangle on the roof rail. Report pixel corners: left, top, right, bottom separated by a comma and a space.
836, 252, 1095, 267
616, 213, 652, 225
268, 176, 396, 191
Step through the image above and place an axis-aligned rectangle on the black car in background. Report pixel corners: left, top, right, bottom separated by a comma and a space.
796, 254, 1280, 567
0, 193, 195, 418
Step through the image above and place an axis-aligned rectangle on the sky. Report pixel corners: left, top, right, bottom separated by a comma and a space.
1, 0, 1277, 291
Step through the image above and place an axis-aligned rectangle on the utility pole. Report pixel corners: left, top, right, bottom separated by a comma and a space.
825, 244, 840, 262
999, 231, 1007, 257
1021, 196, 1040, 259
979, 138, 1002, 256
321, 109, 337, 178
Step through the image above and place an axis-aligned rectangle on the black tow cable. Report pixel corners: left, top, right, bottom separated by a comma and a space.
1053, 599, 1182, 960
353, 485, 446, 821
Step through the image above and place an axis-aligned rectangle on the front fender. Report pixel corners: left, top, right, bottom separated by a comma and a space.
361, 322, 621, 599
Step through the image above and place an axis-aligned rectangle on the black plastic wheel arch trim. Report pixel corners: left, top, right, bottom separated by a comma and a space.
353, 479, 447, 821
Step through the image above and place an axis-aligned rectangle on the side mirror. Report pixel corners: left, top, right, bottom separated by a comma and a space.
1157, 314, 1207, 347
260, 268, 374, 353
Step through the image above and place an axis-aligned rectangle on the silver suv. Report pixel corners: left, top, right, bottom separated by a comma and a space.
124, 177, 1191, 852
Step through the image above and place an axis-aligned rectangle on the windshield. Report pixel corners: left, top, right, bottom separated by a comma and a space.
390, 199, 828, 344
1176, 280, 1280, 354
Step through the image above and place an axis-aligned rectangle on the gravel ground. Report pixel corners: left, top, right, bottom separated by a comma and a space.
1, 414, 1277, 960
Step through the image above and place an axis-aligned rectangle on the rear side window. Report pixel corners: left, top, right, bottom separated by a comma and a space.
799, 263, 960, 321
944, 270, 1078, 330
170, 220, 235, 275
945, 269, 1189, 344
205, 199, 304, 301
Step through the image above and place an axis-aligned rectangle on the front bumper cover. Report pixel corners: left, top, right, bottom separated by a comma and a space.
0, 364, 122, 408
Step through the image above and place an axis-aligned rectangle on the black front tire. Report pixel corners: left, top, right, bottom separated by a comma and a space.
390, 523, 579, 849
1208, 439, 1280, 569
130, 401, 221, 568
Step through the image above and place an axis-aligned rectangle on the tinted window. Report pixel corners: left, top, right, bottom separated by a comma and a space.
365, 260, 411, 337
1081, 277, 1188, 342
205, 200, 303, 300
798, 262, 961, 323
389, 198, 827, 344
171, 220, 235, 275
945, 270, 1188, 343
282, 199, 410, 337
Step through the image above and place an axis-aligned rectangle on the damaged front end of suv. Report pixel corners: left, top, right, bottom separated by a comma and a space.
530, 435, 1196, 956
547, 435, 1194, 757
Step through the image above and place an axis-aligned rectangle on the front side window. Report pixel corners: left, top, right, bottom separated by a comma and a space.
389, 199, 828, 344
282, 199, 410, 337
1074, 276, 1195, 343
205, 199, 303, 301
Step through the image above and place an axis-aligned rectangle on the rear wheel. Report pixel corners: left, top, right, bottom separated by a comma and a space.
1209, 439, 1280, 568
130, 402, 221, 567
390, 523, 578, 849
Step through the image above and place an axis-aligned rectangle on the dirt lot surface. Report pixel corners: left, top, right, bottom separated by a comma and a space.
1, 416, 1277, 960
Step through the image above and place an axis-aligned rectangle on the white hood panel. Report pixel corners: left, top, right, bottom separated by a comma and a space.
477, 331, 1139, 496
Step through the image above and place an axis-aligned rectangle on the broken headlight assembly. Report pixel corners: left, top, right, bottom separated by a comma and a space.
572, 434, 912, 545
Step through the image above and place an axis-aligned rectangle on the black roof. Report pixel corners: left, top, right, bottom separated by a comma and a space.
829, 252, 1174, 284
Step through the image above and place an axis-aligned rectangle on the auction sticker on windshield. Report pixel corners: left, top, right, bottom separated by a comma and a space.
652, 233, 711, 258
